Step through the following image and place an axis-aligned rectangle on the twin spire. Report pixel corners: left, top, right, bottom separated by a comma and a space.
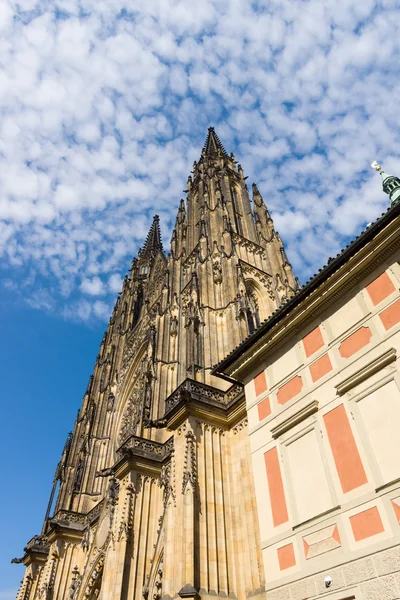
140, 128, 229, 261
139, 215, 163, 258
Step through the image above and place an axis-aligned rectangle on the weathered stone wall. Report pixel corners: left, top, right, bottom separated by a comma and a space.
268, 544, 400, 600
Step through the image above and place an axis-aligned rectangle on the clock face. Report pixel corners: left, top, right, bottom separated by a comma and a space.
96, 514, 111, 549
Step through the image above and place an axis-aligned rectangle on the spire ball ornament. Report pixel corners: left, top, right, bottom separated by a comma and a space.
371, 160, 382, 172
371, 160, 400, 207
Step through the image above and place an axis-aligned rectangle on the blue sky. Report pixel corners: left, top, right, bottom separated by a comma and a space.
1, 0, 400, 593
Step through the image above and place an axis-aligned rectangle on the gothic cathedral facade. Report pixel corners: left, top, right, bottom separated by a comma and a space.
15, 129, 298, 600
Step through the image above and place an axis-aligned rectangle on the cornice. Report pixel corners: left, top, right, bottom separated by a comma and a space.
271, 400, 319, 439
335, 347, 397, 395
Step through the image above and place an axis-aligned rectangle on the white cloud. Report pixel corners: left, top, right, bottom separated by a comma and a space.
0, 0, 398, 322
108, 273, 123, 293
80, 276, 106, 296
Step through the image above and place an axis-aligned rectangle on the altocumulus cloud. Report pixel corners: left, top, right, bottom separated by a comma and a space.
0, 0, 399, 321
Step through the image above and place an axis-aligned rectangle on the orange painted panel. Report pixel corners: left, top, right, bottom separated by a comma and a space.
366, 272, 395, 306
254, 371, 268, 396
332, 524, 341, 545
257, 397, 271, 421
350, 507, 384, 541
324, 404, 368, 493
303, 538, 309, 556
379, 299, 400, 330
339, 327, 372, 358
277, 543, 296, 570
277, 375, 303, 405
303, 326, 324, 357
391, 499, 400, 523
309, 353, 333, 382
264, 447, 289, 527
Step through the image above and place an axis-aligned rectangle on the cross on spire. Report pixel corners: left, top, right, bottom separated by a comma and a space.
139, 215, 163, 258
202, 126, 228, 157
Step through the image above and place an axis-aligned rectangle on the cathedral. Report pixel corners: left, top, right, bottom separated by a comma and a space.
14, 128, 298, 599
13, 131, 400, 600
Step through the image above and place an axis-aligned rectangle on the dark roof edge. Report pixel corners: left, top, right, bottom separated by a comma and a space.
213, 202, 400, 376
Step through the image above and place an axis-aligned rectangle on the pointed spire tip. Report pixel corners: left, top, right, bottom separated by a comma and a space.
202, 126, 228, 158
139, 214, 163, 258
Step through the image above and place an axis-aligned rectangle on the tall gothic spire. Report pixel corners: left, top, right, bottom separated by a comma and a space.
139, 214, 164, 258
202, 126, 228, 157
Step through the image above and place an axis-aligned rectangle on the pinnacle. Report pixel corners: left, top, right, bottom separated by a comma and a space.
139, 214, 163, 258
202, 126, 228, 157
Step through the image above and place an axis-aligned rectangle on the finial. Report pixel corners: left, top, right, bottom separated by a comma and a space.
371, 160, 382, 172
371, 160, 400, 208
202, 127, 228, 158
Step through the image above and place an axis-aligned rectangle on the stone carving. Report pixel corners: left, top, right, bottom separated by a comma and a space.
120, 316, 150, 385
182, 431, 197, 494
235, 288, 258, 322
68, 566, 81, 599
81, 526, 91, 552
83, 554, 105, 599
16, 573, 33, 600
106, 393, 115, 413
240, 262, 275, 299
36, 545, 58, 600
153, 555, 164, 600
52, 510, 87, 526
118, 482, 135, 542
224, 383, 244, 403
108, 477, 119, 509
51, 499, 105, 529
232, 418, 248, 434
95, 467, 115, 478
119, 387, 143, 445
170, 315, 178, 337
72, 457, 85, 493
274, 273, 290, 303
116, 435, 173, 461
158, 455, 175, 508
212, 242, 223, 284
197, 421, 225, 435
86, 500, 105, 523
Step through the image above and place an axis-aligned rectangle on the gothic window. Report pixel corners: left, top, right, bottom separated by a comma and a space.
247, 309, 256, 334
132, 286, 143, 328
236, 214, 244, 236
140, 264, 149, 275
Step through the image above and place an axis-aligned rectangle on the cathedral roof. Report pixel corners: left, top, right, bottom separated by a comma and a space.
202, 126, 228, 157
214, 201, 400, 376
138, 214, 163, 258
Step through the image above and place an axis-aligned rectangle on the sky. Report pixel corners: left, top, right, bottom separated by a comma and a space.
1, 0, 400, 593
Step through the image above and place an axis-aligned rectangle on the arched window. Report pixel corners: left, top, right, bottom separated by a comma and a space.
132, 286, 143, 329
246, 309, 256, 334
245, 282, 261, 332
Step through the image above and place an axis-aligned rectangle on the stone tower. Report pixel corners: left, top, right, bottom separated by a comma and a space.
14, 128, 298, 600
